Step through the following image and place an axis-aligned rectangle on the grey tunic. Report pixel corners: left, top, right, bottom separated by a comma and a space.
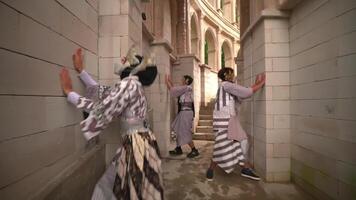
170, 85, 194, 146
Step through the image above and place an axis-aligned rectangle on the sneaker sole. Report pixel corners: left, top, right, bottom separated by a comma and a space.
187, 154, 200, 158
207, 178, 213, 182
241, 174, 261, 181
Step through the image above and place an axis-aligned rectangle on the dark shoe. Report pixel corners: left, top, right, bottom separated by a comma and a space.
187, 149, 199, 158
169, 147, 183, 156
206, 168, 214, 181
241, 168, 260, 181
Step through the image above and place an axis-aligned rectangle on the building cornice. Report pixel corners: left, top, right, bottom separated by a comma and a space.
240, 9, 290, 43
151, 39, 174, 53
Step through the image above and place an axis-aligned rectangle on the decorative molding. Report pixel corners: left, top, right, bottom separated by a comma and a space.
151, 39, 174, 53
240, 9, 290, 43
178, 53, 201, 62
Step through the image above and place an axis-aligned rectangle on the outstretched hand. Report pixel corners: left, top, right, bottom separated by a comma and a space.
165, 74, 173, 89
60, 68, 73, 96
255, 73, 266, 85
73, 48, 84, 73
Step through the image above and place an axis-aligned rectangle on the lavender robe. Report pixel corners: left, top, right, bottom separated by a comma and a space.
170, 85, 194, 146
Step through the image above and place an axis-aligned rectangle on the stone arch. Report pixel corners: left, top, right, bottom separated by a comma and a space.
204, 28, 217, 68
221, 40, 233, 69
190, 12, 200, 56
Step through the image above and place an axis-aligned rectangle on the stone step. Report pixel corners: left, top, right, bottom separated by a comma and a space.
199, 115, 213, 120
198, 120, 213, 126
199, 109, 213, 115
196, 126, 213, 133
193, 132, 215, 141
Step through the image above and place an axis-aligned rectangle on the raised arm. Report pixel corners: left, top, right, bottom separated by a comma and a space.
223, 73, 265, 99
72, 48, 98, 87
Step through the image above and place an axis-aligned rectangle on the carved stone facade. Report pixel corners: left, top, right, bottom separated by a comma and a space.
0, 0, 241, 199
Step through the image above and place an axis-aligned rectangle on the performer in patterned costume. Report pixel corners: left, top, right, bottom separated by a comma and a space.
60, 48, 164, 200
206, 67, 265, 181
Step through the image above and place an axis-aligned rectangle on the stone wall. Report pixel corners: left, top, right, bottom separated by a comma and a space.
240, 0, 356, 198
289, 0, 356, 199
0, 0, 105, 199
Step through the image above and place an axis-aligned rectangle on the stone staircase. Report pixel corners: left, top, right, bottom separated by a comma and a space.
193, 102, 215, 141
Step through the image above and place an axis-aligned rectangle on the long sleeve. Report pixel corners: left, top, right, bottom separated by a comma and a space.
78, 78, 131, 140
79, 70, 98, 87
222, 82, 253, 99
170, 85, 190, 98
67, 91, 81, 105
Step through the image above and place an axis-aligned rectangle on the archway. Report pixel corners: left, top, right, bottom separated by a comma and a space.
221, 41, 233, 69
204, 29, 216, 68
190, 14, 199, 56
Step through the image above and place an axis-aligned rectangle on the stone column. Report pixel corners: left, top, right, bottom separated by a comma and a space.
240, 8, 291, 182
149, 40, 173, 157
216, 28, 222, 69
176, 0, 188, 54
98, 0, 143, 164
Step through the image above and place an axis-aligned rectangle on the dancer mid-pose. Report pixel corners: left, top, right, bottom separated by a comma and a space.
165, 75, 199, 158
206, 67, 265, 181
60, 48, 164, 200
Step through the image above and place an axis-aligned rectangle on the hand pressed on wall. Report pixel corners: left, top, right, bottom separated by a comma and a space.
73, 48, 84, 73
60, 68, 73, 95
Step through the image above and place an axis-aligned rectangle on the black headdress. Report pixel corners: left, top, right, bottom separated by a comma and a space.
114, 47, 157, 86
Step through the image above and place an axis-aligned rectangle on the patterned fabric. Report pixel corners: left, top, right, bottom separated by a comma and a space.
112, 131, 164, 200
76, 76, 147, 140
212, 129, 245, 174
212, 83, 245, 173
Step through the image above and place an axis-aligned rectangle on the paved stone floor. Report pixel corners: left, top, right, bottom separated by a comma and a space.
162, 141, 314, 200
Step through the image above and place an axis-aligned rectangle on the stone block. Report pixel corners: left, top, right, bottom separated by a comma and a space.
274, 115, 290, 129
338, 180, 356, 200
265, 43, 290, 58
290, 38, 338, 71
339, 31, 356, 57
291, 144, 337, 180
266, 128, 290, 143
86, 0, 99, 11
120, 0, 129, 14
272, 171, 291, 182
84, 50, 99, 77
99, 15, 128, 37
1, 0, 62, 32
337, 54, 356, 78
99, 0, 121, 15
0, 126, 76, 188
99, 57, 121, 79
272, 57, 290, 72
266, 100, 290, 115
0, 96, 82, 142
273, 143, 290, 158
266, 72, 290, 86
272, 86, 290, 100
56, 0, 98, 31
98, 36, 121, 58
336, 98, 356, 120
291, 158, 339, 199
337, 0, 356, 16
271, 29, 289, 43
267, 158, 290, 172
293, 131, 338, 160
290, 99, 336, 118
264, 18, 289, 29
